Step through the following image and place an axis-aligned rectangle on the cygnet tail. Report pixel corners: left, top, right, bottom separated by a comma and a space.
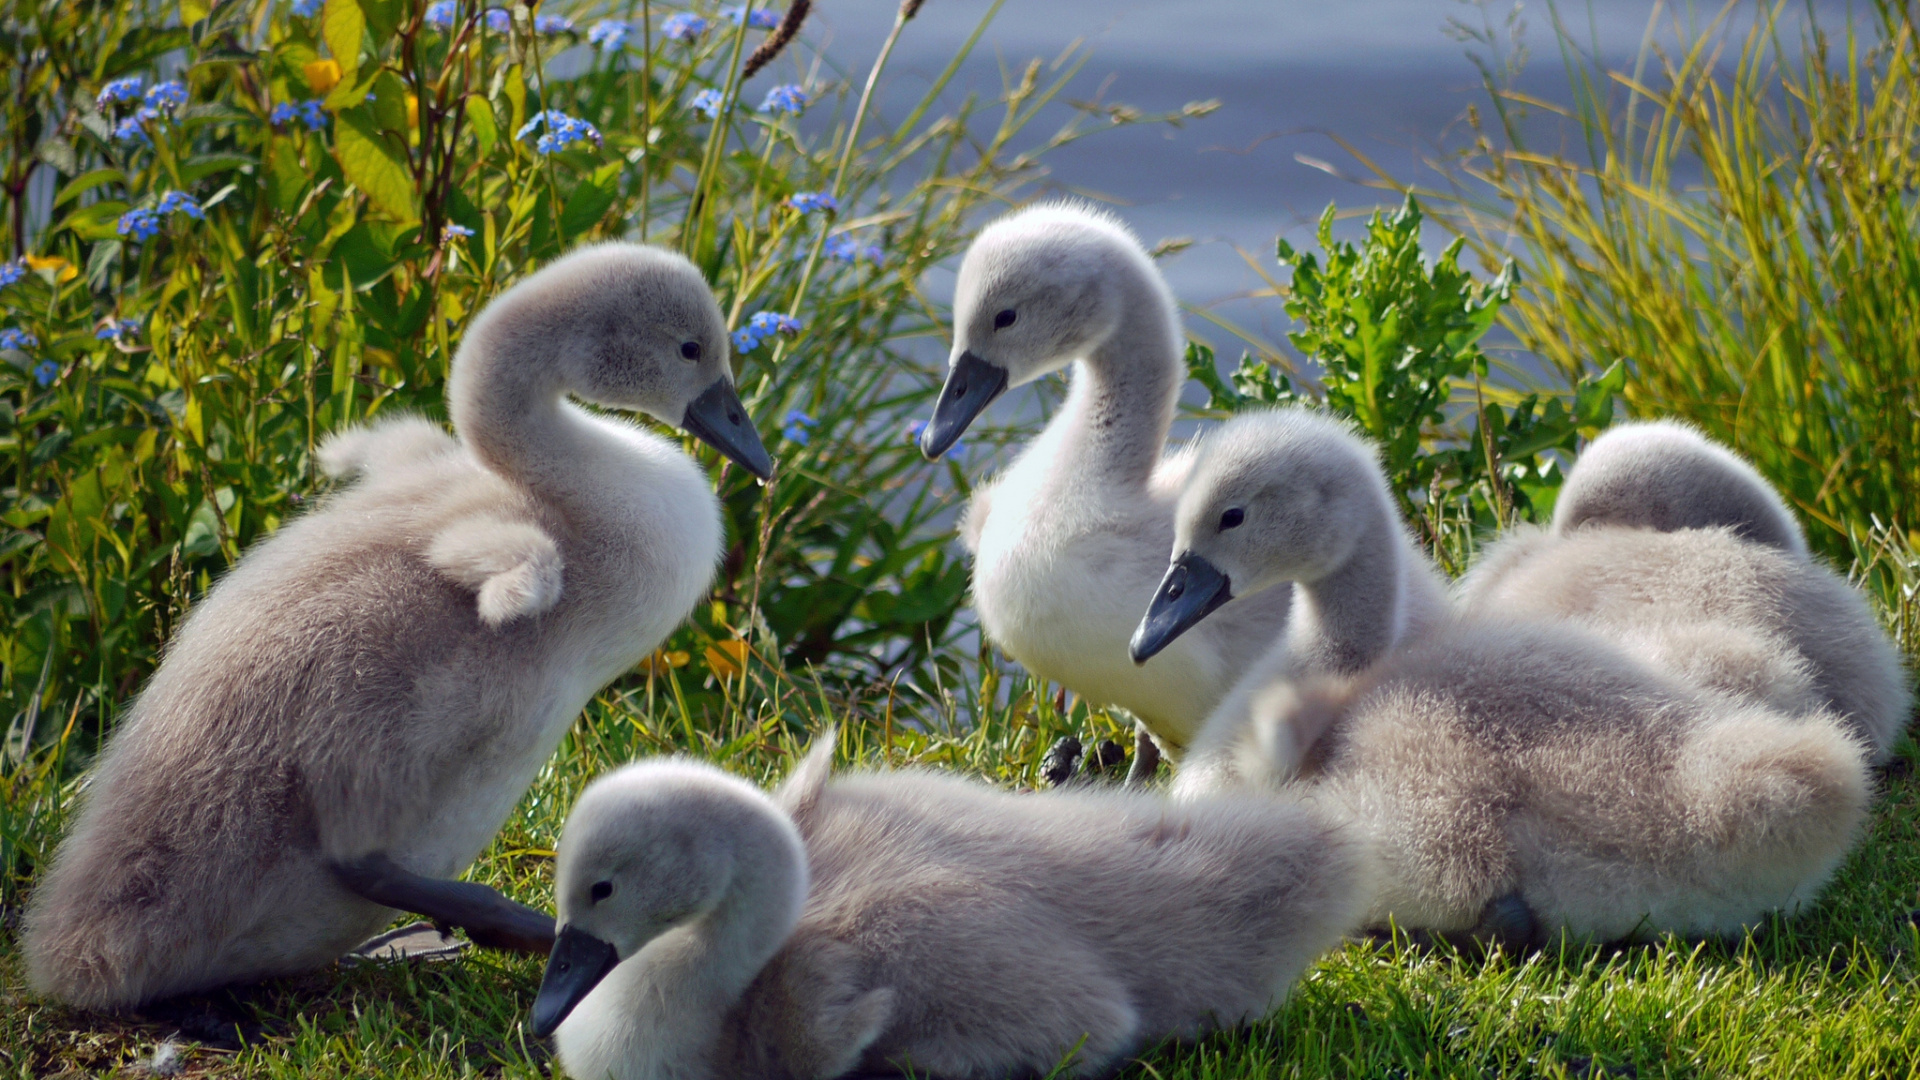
316, 414, 456, 481
1235, 678, 1352, 790
774, 727, 837, 825
1671, 707, 1870, 933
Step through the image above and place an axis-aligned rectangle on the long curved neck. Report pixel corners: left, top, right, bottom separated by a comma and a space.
1288, 504, 1408, 676
1046, 264, 1182, 489
447, 313, 597, 502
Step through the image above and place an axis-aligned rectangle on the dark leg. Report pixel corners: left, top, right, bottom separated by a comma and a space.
1125, 728, 1161, 787
1040, 736, 1084, 788
331, 853, 555, 955
1470, 891, 1541, 953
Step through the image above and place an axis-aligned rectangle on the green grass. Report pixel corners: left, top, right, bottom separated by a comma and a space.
4, 677, 1917, 1079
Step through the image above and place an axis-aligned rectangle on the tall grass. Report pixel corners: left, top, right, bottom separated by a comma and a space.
1449, 0, 1920, 563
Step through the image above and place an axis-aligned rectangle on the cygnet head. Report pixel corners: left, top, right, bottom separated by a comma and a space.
1554, 420, 1804, 558
530, 760, 807, 1038
919, 203, 1164, 458
454, 242, 773, 478
1131, 409, 1392, 662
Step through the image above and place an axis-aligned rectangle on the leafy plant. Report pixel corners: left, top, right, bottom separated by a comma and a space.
1187, 195, 1621, 566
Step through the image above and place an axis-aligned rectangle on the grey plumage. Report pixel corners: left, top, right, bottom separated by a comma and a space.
1460, 420, 1911, 761
943, 204, 1314, 752
23, 243, 752, 1009
539, 739, 1372, 1080
1158, 412, 1869, 941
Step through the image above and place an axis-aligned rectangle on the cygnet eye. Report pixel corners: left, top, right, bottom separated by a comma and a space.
993, 309, 1017, 330
590, 880, 613, 903
680, 341, 701, 361
1218, 507, 1245, 531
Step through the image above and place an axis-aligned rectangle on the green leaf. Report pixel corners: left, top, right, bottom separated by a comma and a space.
322, 0, 365, 70
181, 0, 212, 24
369, 70, 410, 136
54, 168, 124, 208
334, 108, 417, 224
179, 152, 257, 185
464, 93, 498, 159
58, 200, 130, 241
559, 174, 618, 241
356, 0, 407, 47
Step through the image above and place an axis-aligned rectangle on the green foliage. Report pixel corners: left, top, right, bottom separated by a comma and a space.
1454, 0, 1920, 562
1187, 195, 1622, 567
0, 0, 1206, 792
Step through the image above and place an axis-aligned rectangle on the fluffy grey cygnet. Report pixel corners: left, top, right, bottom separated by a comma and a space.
1460, 420, 1911, 761
1135, 414, 1870, 942
1119, 409, 1447, 797
531, 737, 1371, 1080
915, 203, 1299, 753
1231, 624, 1869, 943
23, 243, 773, 1010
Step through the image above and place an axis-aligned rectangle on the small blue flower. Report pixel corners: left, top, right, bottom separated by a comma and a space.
517, 110, 601, 154
781, 409, 816, 445
424, 0, 457, 29
292, 0, 323, 16
758, 84, 808, 115
156, 191, 205, 220
731, 311, 803, 352
118, 207, 162, 241
486, 8, 511, 32
144, 80, 188, 113
722, 5, 780, 28
96, 319, 141, 343
689, 88, 724, 119
0, 328, 39, 351
788, 191, 837, 214
588, 19, 629, 49
0, 261, 23, 289
112, 115, 153, 146
660, 12, 708, 41
273, 99, 330, 131
533, 13, 573, 34
97, 76, 145, 109
823, 233, 884, 264
33, 360, 60, 387
442, 222, 475, 241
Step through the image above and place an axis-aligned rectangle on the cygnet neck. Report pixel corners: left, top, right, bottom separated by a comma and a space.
649, 818, 807, 1021
448, 308, 594, 503
1288, 501, 1407, 676
1050, 259, 1183, 488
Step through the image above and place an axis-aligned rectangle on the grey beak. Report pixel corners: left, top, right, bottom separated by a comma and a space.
1130, 554, 1234, 664
530, 925, 622, 1038
683, 378, 775, 480
920, 351, 1009, 460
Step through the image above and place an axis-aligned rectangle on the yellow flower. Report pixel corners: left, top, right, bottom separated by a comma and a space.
704, 639, 751, 679
24, 254, 77, 283
407, 93, 419, 128
304, 58, 343, 95
641, 649, 690, 675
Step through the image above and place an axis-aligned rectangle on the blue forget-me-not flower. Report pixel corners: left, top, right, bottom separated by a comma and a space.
424, 1, 457, 29
517, 110, 602, 154
588, 20, 629, 49
661, 12, 709, 40
730, 311, 802, 352
782, 410, 817, 445
689, 88, 724, 119
292, 0, 323, 16
722, 5, 780, 28
534, 13, 573, 33
759, 84, 807, 114
788, 192, 837, 214
0, 328, 38, 352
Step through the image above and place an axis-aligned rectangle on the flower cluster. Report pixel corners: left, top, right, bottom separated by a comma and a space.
516, 110, 601, 154
97, 77, 145, 107
723, 5, 781, 28
788, 191, 837, 214
270, 99, 329, 131
101, 79, 189, 147
442, 222, 475, 242
0, 328, 38, 351
292, 0, 323, 16
730, 311, 802, 352
96, 319, 141, 343
824, 233, 884, 264
486, 8, 511, 32
118, 191, 204, 241
145, 81, 188, 112
588, 19, 629, 49
689, 88, 724, 119
0, 260, 23, 289
661, 12, 708, 40
759, 84, 808, 114
424, 1, 457, 29
781, 410, 817, 445
533, 13, 572, 34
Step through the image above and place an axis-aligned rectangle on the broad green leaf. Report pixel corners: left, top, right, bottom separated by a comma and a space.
356, 0, 406, 46
560, 173, 619, 241
54, 168, 124, 208
58, 200, 131, 241
464, 94, 498, 158
369, 70, 410, 136
181, 0, 212, 24
322, 0, 365, 71
334, 108, 418, 224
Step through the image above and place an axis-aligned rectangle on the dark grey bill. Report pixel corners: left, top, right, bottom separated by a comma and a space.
919, 351, 1009, 460
1129, 553, 1234, 664
530, 925, 622, 1038
683, 378, 775, 480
